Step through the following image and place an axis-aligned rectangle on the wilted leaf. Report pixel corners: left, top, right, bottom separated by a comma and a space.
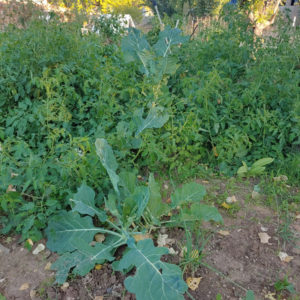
44, 262, 52, 270
186, 277, 202, 291
117, 239, 187, 300
95, 264, 102, 270
157, 234, 175, 248
258, 232, 271, 244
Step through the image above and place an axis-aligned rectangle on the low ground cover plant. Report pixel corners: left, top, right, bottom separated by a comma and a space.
0, 9, 299, 242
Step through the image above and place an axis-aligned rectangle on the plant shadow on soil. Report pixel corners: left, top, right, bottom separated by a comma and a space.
1, 179, 299, 300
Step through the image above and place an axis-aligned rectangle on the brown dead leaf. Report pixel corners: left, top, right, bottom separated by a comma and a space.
44, 262, 52, 271
30, 289, 37, 299
95, 234, 105, 243
19, 283, 30, 291
218, 230, 230, 236
296, 214, 300, 219
94, 296, 104, 300
186, 277, 202, 291
258, 232, 271, 244
133, 233, 152, 242
278, 251, 293, 263
226, 196, 237, 204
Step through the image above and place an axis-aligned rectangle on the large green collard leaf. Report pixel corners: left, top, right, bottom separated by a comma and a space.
70, 184, 106, 222
95, 138, 120, 195
147, 174, 169, 219
118, 239, 187, 300
154, 26, 189, 57
121, 28, 151, 74
51, 241, 115, 284
45, 211, 100, 253
171, 182, 206, 208
176, 203, 223, 223
135, 106, 169, 137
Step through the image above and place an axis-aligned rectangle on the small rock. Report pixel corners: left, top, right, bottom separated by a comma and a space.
0, 243, 10, 254
32, 243, 45, 255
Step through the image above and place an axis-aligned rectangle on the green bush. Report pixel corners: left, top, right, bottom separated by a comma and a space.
0, 11, 299, 240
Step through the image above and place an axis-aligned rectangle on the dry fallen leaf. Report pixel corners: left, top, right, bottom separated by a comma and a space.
218, 230, 230, 236
221, 202, 230, 209
94, 296, 104, 300
157, 234, 175, 248
186, 277, 202, 291
264, 292, 276, 300
278, 251, 294, 263
32, 243, 45, 255
168, 247, 178, 255
133, 233, 152, 242
95, 234, 105, 243
30, 289, 37, 299
258, 232, 271, 244
296, 214, 300, 219
260, 226, 268, 232
19, 283, 30, 291
226, 196, 237, 204
95, 264, 102, 270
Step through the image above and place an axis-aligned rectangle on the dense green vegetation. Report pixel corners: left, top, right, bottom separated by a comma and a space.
0, 9, 299, 242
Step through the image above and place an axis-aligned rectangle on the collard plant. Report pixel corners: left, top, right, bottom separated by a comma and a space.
121, 26, 189, 82
46, 139, 222, 299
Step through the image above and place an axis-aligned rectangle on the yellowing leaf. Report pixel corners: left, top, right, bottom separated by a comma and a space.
133, 233, 152, 242
221, 202, 230, 209
186, 277, 202, 291
258, 232, 271, 244
44, 262, 52, 271
218, 230, 230, 236
95, 264, 102, 270
278, 251, 293, 263
212, 146, 218, 157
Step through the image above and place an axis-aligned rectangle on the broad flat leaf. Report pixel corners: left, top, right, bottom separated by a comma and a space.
135, 107, 169, 137
51, 241, 115, 284
121, 28, 150, 65
71, 184, 106, 222
251, 157, 273, 168
245, 290, 255, 300
118, 239, 187, 300
154, 26, 189, 57
172, 203, 223, 224
147, 174, 170, 218
171, 183, 206, 208
45, 211, 100, 253
105, 192, 120, 218
119, 171, 137, 196
95, 138, 120, 195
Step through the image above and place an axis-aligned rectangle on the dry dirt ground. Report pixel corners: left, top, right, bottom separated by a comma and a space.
1, 180, 299, 300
